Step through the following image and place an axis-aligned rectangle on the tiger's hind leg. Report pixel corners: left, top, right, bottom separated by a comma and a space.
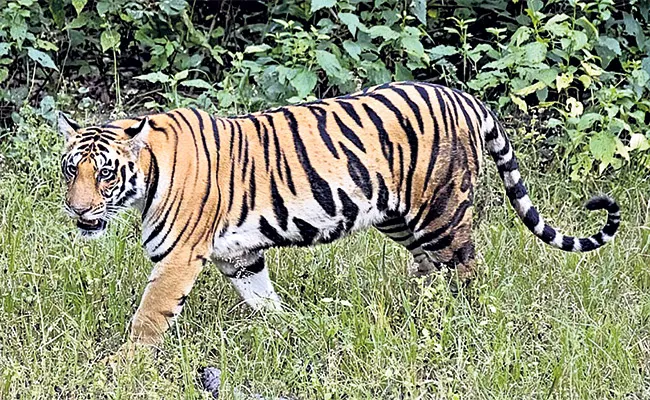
407, 203, 477, 292
374, 218, 441, 275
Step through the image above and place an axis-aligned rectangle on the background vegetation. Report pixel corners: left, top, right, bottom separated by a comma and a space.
0, 0, 649, 398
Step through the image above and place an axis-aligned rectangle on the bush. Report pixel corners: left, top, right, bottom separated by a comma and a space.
0, 0, 649, 177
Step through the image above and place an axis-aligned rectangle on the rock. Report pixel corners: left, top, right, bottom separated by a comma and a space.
199, 367, 294, 400
200, 367, 222, 398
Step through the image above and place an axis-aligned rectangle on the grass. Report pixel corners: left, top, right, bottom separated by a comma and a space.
1, 124, 649, 399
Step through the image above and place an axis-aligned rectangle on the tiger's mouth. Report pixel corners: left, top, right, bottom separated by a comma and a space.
76, 218, 107, 237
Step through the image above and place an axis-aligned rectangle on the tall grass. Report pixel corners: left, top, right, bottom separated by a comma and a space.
0, 123, 649, 399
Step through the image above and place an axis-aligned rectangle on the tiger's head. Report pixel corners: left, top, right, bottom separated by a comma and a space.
59, 112, 150, 238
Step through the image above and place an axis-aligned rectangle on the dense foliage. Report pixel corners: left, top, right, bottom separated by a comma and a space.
1, 0, 649, 177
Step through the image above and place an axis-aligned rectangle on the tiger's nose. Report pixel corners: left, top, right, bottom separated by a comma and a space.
68, 203, 93, 217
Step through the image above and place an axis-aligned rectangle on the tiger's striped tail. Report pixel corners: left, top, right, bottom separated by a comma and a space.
481, 111, 620, 252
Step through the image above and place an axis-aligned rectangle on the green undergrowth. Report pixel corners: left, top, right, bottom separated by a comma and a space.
0, 129, 649, 399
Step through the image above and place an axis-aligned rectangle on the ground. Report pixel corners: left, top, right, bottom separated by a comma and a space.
0, 132, 649, 399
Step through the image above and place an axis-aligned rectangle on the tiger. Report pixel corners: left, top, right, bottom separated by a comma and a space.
59, 81, 620, 347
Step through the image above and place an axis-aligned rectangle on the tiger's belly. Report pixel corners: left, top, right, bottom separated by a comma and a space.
211, 193, 388, 260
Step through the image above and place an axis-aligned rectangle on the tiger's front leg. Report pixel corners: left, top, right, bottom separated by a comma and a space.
212, 251, 282, 311
130, 256, 204, 345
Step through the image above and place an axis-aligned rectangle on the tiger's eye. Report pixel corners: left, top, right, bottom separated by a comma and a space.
99, 168, 115, 180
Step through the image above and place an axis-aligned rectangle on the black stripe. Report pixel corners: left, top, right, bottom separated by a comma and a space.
376, 173, 389, 212
453, 93, 481, 174
294, 217, 319, 245
409, 199, 471, 250
266, 115, 284, 182
338, 188, 359, 231
333, 112, 366, 152
249, 161, 256, 210
142, 149, 159, 217
283, 154, 296, 195
340, 144, 372, 200
210, 115, 221, 152
236, 194, 249, 227
143, 117, 181, 246
362, 103, 393, 169
579, 238, 597, 251
309, 106, 340, 158
338, 100, 363, 127
522, 207, 540, 231
271, 175, 289, 231
421, 234, 454, 252
506, 181, 527, 202
417, 180, 455, 230
226, 161, 236, 213
186, 108, 213, 250
262, 122, 271, 170
284, 109, 336, 216
390, 86, 424, 134
259, 216, 289, 246
540, 225, 556, 243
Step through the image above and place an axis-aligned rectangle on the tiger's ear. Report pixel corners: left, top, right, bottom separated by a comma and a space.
58, 112, 81, 141
124, 117, 150, 154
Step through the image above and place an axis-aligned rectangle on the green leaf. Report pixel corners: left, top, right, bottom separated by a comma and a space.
49, 0, 65, 27
597, 36, 621, 55
96, 1, 111, 16
556, 73, 573, 91
135, 72, 170, 84
10, 23, 27, 43
315, 50, 345, 80
100, 30, 121, 53
338, 13, 362, 37
401, 36, 425, 58
290, 69, 318, 98
159, 0, 188, 16
310, 0, 336, 13
180, 79, 213, 89
68, 13, 90, 29
368, 26, 400, 41
570, 31, 588, 51
0, 67, 8, 83
0, 43, 10, 57
514, 81, 545, 96
342, 40, 361, 61
589, 131, 617, 163
429, 45, 457, 61
537, 68, 558, 86
509, 94, 528, 113
72, 0, 87, 14
174, 70, 189, 81
576, 113, 602, 131
410, 0, 426, 24
523, 42, 547, 64
394, 63, 413, 81
629, 133, 650, 151
244, 44, 271, 54
510, 26, 531, 47
26, 47, 58, 71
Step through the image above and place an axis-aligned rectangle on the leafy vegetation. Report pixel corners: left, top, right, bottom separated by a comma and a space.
1, 0, 650, 177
